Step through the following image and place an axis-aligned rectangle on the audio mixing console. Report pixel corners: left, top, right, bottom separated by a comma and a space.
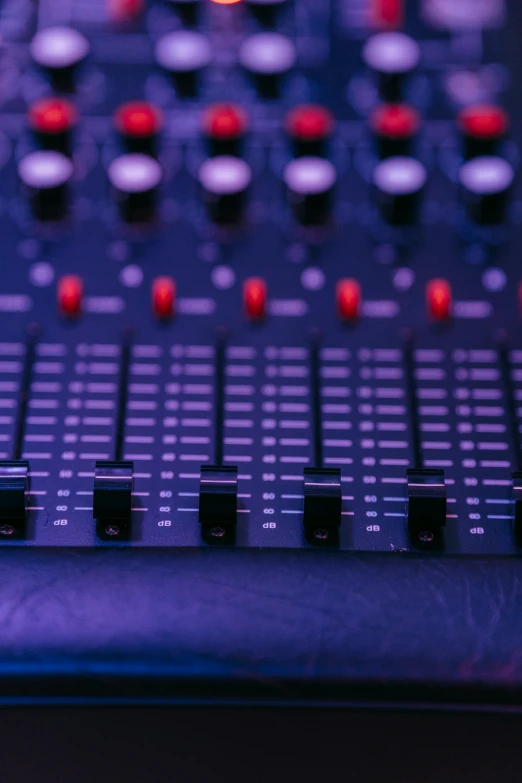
0, 0, 521, 554
2, 0, 522, 715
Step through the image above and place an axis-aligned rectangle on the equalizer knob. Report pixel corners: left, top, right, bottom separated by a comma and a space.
166, 0, 201, 26
28, 97, 78, 157
114, 101, 164, 156
198, 156, 252, 224
373, 156, 426, 225
202, 103, 248, 157
457, 104, 509, 160
108, 153, 163, 223
283, 157, 337, 225
155, 31, 212, 98
362, 32, 420, 101
30, 27, 90, 92
245, 0, 290, 27
369, 103, 420, 159
285, 104, 335, 158
239, 33, 296, 99
18, 150, 74, 221
458, 156, 514, 225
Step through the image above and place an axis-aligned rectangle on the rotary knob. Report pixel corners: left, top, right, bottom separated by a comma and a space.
458, 156, 514, 225
245, 0, 290, 27
369, 103, 420, 159
202, 103, 248, 157
283, 157, 337, 226
198, 156, 252, 224
30, 27, 90, 92
457, 104, 509, 160
239, 33, 296, 99
114, 101, 163, 156
373, 156, 427, 225
285, 104, 335, 158
155, 31, 212, 98
28, 97, 78, 157
362, 32, 420, 101
19, 150, 74, 221
166, 0, 201, 26
108, 153, 163, 223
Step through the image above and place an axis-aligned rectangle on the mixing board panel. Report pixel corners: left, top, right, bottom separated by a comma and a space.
0, 0, 521, 554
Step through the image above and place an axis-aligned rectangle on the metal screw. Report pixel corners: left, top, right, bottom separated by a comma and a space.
314, 528, 329, 541
105, 525, 120, 537
0, 524, 15, 536
418, 530, 435, 544
210, 526, 226, 538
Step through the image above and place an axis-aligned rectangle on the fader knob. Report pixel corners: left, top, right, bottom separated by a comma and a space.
28, 97, 78, 157
30, 27, 90, 92
246, 0, 290, 27
93, 461, 133, 522
166, 0, 201, 26
108, 153, 163, 223
362, 32, 420, 101
0, 461, 29, 523
369, 103, 420, 159
283, 157, 337, 225
19, 150, 74, 221
239, 33, 296, 99
198, 156, 252, 224
155, 31, 212, 98
458, 156, 514, 225
202, 103, 248, 157
114, 101, 164, 156
285, 104, 335, 158
372, 156, 426, 225
457, 104, 509, 160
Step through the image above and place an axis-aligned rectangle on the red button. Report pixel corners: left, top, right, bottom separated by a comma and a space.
114, 101, 163, 138
426, 279, 452, 321
244, 277, 267, 320
370, 103, 420, 139
371, 0, 403, 28
28, 98, 78, 135
286, 105, 334, 142
203, 103, 248, 140
457, 104, 508, 140
152, 276, 176, 319
58, 275, 83, 317
337, 279, 361, 321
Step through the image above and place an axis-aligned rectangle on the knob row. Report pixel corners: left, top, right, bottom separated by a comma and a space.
28, 27, 423, 102
18, 146, 515, 227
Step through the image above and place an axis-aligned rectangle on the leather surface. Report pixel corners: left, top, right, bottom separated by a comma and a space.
1, 548, 522, 706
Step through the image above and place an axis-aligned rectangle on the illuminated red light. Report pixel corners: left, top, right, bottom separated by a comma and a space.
285, 104, 334, 142
337, 279, 361, 321
28, 98, 78, 135
114, 101, 163, 138
211, 0, 242, 5
457, 104, 508, 140
203, 103, 248, 140
370, 103, 420, 139
58, 275, 83, 317
426, 279, 452, 321
152, 276, 176, 319
371, 0, 403, 28
244, 277, 267, 320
